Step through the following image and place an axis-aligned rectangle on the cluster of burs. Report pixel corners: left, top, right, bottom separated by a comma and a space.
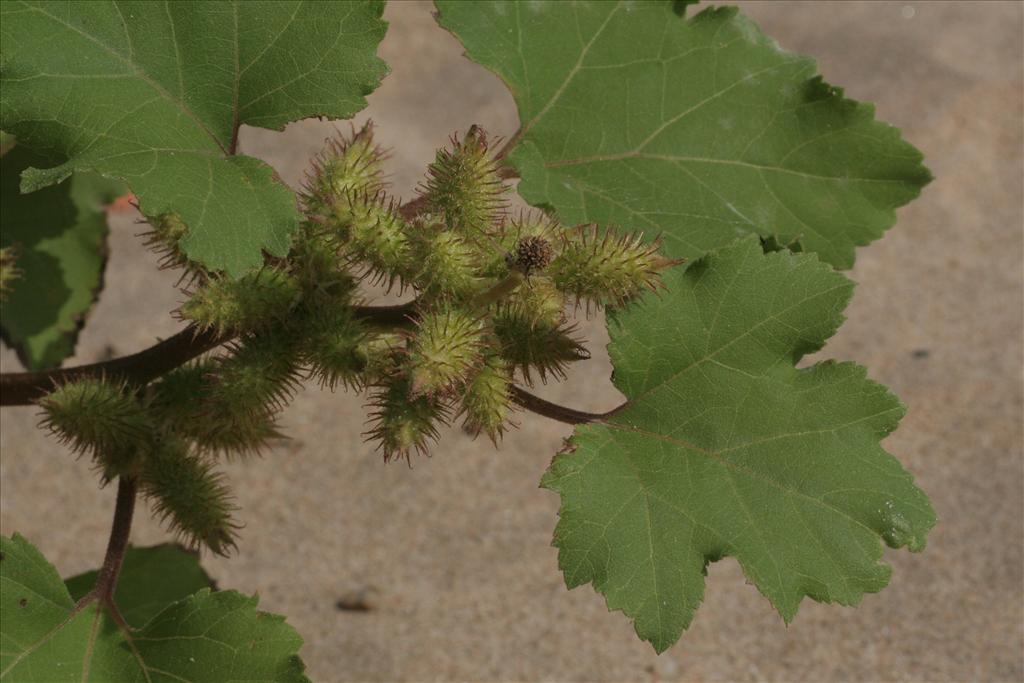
39, 124, 677, 553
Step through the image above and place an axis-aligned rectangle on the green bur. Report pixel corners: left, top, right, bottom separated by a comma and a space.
422, 126, 505, 236
407, 305, 487, 396
459, 353, 514, 442
366, 377, 450, 463
39, 378, 152, 481
180, 269, 299, 336
141, 438, 239, 556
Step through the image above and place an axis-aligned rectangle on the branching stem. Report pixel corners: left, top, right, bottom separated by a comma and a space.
1, 327, 227, 406
1, 323, 615, 430
1, 313, 614, 424
0, 303, 415, 406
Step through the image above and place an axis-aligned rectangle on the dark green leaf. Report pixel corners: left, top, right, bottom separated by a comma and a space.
64, 544, 215, 628
436, 1, 931, 267
1, 534, 308, 682
541, 237, 936, 652
0, 1, 389, 276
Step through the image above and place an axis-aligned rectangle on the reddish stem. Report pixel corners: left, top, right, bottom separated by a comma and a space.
0, 303, 414, 406
92, 476, 137, 603
1, 327, 226, 406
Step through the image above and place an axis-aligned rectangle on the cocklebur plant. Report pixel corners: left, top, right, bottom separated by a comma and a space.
0, 2, 936, 680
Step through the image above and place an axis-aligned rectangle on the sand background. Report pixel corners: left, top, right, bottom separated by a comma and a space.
1, 2, 1022, 681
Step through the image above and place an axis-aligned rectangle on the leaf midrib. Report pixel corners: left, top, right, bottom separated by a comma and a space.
517, 1, 620, 141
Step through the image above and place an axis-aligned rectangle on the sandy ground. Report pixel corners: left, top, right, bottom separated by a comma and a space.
2, 2, 1022, 681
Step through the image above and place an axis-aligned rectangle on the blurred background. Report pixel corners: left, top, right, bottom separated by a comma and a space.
1, 2, 1021, 681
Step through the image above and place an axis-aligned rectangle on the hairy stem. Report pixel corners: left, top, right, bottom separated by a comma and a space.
0, 303, 415, 406
92, 476, 137, 603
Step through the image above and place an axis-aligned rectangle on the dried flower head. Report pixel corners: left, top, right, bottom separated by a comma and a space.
510, 235, 554, 275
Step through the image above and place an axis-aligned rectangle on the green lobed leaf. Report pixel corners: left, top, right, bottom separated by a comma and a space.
1, 534, 308, 682
436, 1, 932, 268
0, 1, 388, 276
64, 544, 215, 628
540, 237, 936, 652
0, 143, 125, 369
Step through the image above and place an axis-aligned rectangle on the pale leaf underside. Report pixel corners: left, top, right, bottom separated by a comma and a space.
541, 238, 935, 652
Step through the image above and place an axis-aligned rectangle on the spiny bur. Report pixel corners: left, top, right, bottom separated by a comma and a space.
500, 275, 565, 328
411, 223, 479, 297
140, 437, 239, 555
302, 121, 386, 216
506, 212, 563, 245
150, 335, 298, 459
179, 268, 299, 336
148, 361, 213, 428
327, 190, 413, 290
492, 310, 589, 385
302, 309, 401, 390
459, 353, 514, 443
407, 305, 487, 396
149, 360, 283, 458
195, 412, 284, 460
213, 332, 303, 413
140, 213, 204, 284
421, 125, 505, 236
550, 226, 681, 310
38, 378, 152, 480
365, 376, 450, 463
289, 225, 357, 309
